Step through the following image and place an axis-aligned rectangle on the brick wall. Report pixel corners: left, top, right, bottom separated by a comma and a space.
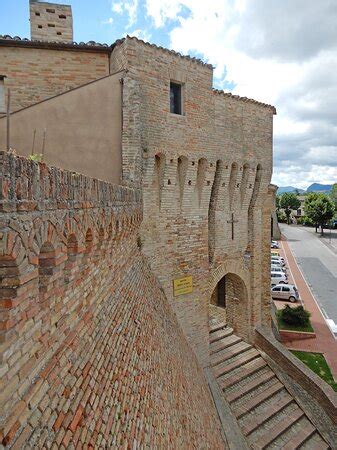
111, 38, 275, 365
0, 44, 109, 111
0, 152, 224, 448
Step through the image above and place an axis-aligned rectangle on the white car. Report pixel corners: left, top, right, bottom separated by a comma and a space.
271, 261, 285, 269
271, 284, 299, 302
270, 266, 286, 275
271, 240, 279, 249
271, 271, 288, 286
271, 256, 285, 266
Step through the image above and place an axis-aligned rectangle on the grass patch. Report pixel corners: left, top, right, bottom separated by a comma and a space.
291, 350, 337, 391
277, 311, 314, 332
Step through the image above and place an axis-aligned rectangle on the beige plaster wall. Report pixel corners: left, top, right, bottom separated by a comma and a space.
0, 74, 122, 183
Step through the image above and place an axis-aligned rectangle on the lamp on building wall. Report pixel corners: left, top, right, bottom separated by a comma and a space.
243, 251, 251, 269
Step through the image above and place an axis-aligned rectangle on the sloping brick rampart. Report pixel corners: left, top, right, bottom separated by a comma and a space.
0, 152, 224, 448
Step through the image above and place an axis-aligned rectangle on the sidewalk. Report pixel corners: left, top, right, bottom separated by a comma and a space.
279, 236, 337, 380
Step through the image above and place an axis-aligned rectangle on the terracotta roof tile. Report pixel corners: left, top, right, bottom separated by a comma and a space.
213, 89, 277, 113
117, 35, 213, 68
0, 34, 114, 52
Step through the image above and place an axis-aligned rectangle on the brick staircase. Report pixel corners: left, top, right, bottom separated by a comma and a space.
209, 313, 330, 449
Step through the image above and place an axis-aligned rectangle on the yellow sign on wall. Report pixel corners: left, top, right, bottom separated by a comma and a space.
173, 275, 193, 297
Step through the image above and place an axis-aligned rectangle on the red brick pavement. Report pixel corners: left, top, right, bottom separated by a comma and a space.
279, 236, 337, 380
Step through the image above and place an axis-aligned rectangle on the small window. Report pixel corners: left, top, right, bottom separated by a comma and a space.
35, 12, 41, 16
38, 25, 43, 29
46, 8, 55, 13
282, 287, 290, 292
297, 209, 301, 215
48, 23, 55, 27
273, 287, 281, 291
59, 14, 67, 19
57, 32, 62, 35
170, 81, 182, 115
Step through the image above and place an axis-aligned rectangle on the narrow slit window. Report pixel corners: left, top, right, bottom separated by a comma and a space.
38, 25, 43, 28
35, 12, 40, 16
46, 8, 55, 13
57, 32, 62, 35
59, 14, 67, 19
48, 23, 55, 27
170, 82, 182, 115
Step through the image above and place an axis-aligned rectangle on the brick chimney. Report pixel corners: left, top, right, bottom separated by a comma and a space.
29, 0, 73, 43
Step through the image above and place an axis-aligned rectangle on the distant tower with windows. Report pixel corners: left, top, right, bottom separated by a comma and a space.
29, 0, 73, 43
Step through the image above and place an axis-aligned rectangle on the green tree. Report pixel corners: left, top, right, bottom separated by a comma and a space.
275, 195, 281, 210
279, 193, 301, 225
304, 192, 335, 235
330, 183, 337, 212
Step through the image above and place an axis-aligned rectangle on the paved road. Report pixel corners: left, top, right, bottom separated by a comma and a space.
280, 224, 337, 330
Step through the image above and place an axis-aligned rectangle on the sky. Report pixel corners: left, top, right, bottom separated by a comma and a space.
1, 0, 337, 189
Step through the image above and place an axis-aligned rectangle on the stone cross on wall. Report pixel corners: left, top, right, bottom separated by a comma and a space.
227, 213, 238, 240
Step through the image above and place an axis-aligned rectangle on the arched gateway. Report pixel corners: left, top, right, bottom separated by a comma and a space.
210, 272, 249, 340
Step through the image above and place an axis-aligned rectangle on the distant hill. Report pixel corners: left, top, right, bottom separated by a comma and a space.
277, 186, 305, 194
277, 183, 333, 194
306, 183, 333, 192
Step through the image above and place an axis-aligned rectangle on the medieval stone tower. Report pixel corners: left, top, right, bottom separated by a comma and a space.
29, 0, 73, 43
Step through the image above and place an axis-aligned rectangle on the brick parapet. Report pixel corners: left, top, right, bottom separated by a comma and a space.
0, 151, 140, 211
255, 326, 337, 424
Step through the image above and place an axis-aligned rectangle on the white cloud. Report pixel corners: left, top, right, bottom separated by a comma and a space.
144, 0, 337, 188
273, 165, 337, 190
102, 17, 114, 25
111, 0, 139, 27
112, 3, 123, 14
129, 28, 151, 42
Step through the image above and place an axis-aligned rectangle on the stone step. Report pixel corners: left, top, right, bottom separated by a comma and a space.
241, 392, 293, 435
213, 348, 260, 379
211, 341, 252, 368
233, 381, 284, 419
210, 334, 242, 354
209, 327, 233, 343
250, 407, 303, 449
301, 434, 330, 450
281, 420, 316, 449
225, 369, 275, 404
210, 320, 227, 333
219, 357, 268, 390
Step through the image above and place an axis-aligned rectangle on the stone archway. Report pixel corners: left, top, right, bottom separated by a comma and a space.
210, 271, 249, 340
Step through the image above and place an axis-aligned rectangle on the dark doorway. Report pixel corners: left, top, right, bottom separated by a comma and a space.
210, 272, 248, 339
217, 276, 226, 308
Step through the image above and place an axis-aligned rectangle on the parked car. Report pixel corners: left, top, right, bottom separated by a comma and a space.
271, 240, 279, 249
271, 284, 299, 302
271, 272, 288, 286
271, 256, 285, 266
270, 266, 286, 275
271, 258, 285, 266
